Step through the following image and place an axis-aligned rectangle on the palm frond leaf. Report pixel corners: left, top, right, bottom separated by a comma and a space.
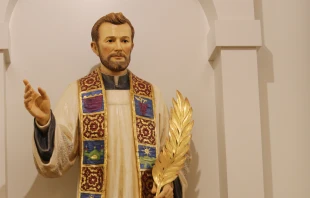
152, 90, 194, 196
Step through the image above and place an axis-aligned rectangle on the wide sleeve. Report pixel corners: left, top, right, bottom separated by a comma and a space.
33, 111, 55, 162
32, 81, 80, 178
154, 86, 189, 198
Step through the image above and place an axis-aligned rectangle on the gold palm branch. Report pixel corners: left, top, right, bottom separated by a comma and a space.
152, 90, 194, 196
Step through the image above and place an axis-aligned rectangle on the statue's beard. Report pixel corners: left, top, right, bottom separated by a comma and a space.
99, 50, 131, 72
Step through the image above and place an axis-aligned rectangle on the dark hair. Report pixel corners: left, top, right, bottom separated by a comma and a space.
91, 12, 135, 42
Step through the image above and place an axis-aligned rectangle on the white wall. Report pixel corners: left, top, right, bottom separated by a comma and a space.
255, 0, 310, 198
6, 0, 218, 197
6, 0, 310, 198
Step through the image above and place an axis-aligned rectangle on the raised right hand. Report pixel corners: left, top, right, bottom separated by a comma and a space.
23, 79, 51, 126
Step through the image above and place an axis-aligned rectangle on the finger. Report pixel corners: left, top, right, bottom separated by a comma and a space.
166, 189, 173, 198
151, 182, 157, 194
24, 89, 32, 99
24, 97, 32, 104
23, 79, 31, 91
24, 83, 32, 93
24, 97, 32, 108
151, 183, 157, 194
157, 186, 170, 198
23, 79, 29, 86
38, 87, 49, 100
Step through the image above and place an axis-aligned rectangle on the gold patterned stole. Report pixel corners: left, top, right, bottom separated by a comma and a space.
77, 68, 157, 198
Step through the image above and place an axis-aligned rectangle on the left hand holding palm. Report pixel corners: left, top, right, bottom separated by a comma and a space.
151, 182, 174, 198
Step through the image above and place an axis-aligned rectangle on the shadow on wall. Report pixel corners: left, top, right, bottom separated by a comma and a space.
254, 0, 275, 198
25, 163, 79, 198
186, 139, 200, 198
0, 185, 6, 198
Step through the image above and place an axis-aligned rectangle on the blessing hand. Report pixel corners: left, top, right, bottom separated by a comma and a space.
23, 79, 51, 126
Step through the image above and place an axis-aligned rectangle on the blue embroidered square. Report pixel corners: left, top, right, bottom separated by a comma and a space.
134, 96, 154, 119
82, 90, 104, 113
138, 145, 156, 169
83, 140, 104, 165
80, 193, 101, 198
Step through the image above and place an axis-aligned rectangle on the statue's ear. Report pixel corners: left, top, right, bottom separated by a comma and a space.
91, 41, 99, 56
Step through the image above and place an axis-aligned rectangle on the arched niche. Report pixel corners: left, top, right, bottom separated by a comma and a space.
1, 0, 218, 198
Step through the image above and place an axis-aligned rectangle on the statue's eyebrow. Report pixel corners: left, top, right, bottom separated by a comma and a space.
104, 36, 130, 40
104, 36, 115, 40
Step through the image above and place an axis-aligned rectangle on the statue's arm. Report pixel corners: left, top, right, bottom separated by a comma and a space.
32, 81, 80, 178
33, 110, 55, 162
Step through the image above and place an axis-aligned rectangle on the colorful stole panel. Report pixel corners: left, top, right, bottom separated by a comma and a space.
130, 73, 157, 198
77, 68, 157, 198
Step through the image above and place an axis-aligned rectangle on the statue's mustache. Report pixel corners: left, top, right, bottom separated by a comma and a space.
108, 52, 126, 59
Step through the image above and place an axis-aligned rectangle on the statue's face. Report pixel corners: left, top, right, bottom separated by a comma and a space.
92, 22, 134, 72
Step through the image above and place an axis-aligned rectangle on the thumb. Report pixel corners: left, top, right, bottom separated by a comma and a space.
151, 183, 157, 194
38, 87, 49, 100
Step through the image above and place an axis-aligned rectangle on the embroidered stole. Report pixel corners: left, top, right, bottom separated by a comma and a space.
77, 68, 157, 198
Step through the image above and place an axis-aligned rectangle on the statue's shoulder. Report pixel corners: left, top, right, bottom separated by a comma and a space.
78, 69, 100, 81
130, 72, 153, 87
130, 71, 157, 98
77, 69, 102, 92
